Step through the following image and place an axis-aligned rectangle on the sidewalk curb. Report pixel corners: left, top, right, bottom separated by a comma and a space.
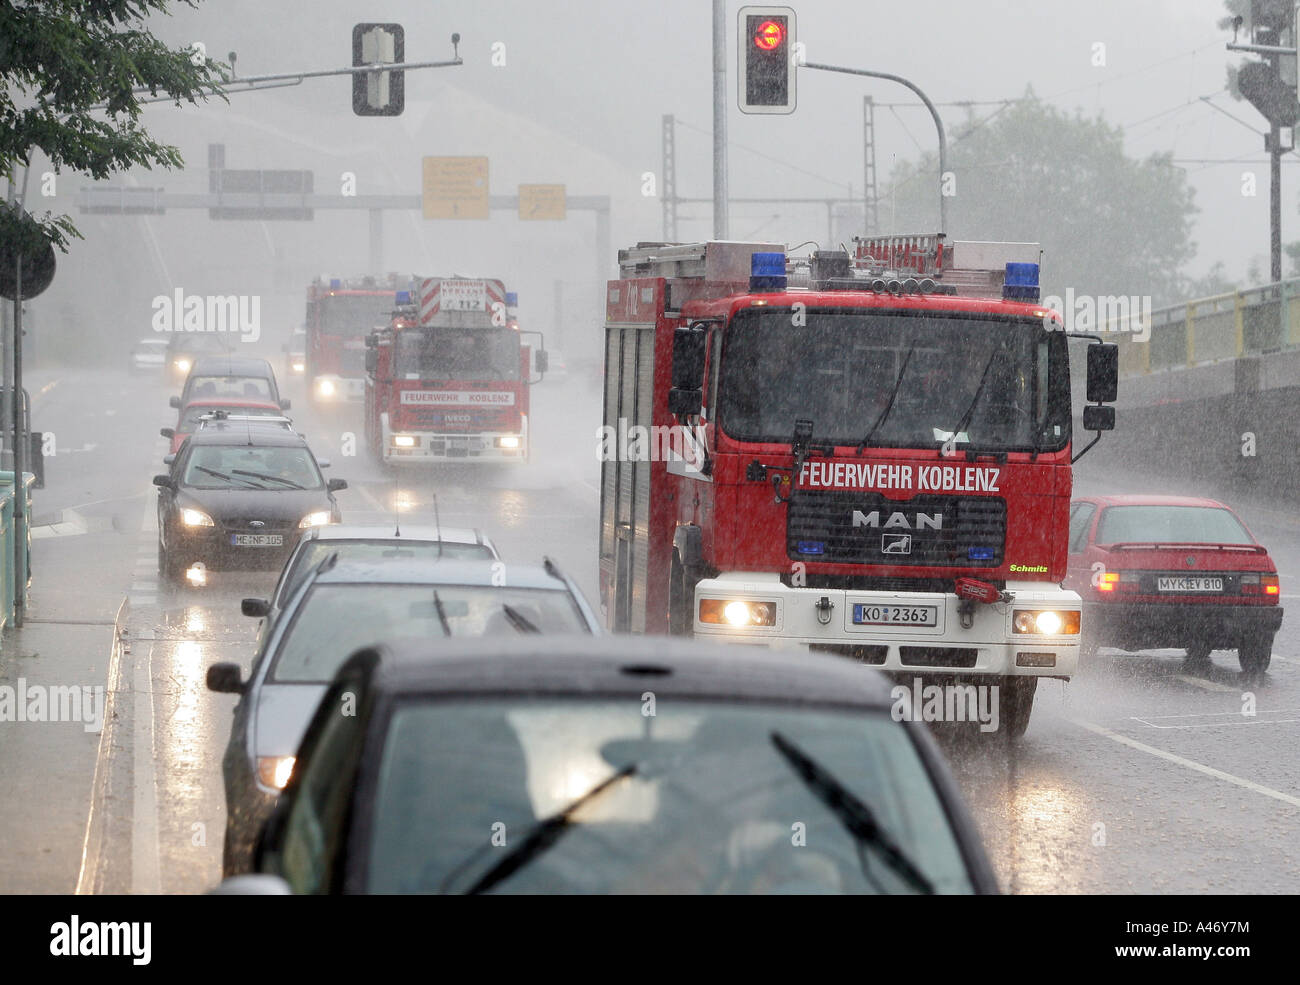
74, 594, 129, 895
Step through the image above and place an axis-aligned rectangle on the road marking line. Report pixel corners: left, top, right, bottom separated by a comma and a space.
131, 484, 161, 894
1077, 720, 1300, 808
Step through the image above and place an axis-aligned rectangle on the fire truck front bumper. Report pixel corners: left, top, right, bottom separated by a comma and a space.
384, 431, 526, 464
691, 574, 1080, 680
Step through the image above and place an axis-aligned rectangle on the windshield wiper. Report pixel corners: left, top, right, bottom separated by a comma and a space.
194, 465, 262, 488
431, 590, 452, 636
458, 764, 638, 895
501, 603, 540, 634
941, 347, 1002, 454
232, 468, 304, 489
769, 731, 935, 894
856, 345, 915, 455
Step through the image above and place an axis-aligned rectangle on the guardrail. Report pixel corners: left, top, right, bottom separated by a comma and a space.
1116, 278, 1300, 378
0, 471, 34, 635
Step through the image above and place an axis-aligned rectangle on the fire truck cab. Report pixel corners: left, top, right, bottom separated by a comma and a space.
305, 275, 403, 405
598, 236, 1119, 736
364, 277, 546, 465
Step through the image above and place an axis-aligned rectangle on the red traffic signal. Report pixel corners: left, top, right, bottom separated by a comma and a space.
754, 19, 785, 50
738, 6, 796, 114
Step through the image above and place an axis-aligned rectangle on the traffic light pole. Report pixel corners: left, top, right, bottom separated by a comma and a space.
802, 62, 948, 235
1272, 124, 1284, 283
712, 0, 729, 238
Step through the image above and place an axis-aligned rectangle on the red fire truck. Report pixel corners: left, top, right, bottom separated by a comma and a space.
599, 235, 1118, 735
364, 276, 546, 465
304, 275, 403, 405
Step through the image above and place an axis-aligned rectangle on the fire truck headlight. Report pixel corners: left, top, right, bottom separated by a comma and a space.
1013, 609, 1079, 635
698, 598, 777, 628
392, 435, 416, 448
317, 378, 336, 398
174, 358, 192, 374
497, 435, 520, 449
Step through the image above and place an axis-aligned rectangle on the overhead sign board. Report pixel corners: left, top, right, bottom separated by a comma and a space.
422, 156, 489, 219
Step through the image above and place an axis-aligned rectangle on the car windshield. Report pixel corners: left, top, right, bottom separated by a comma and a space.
276, 540, 497, 605
717, 308, 1069, 452
360, 699, 974, 895
169, 334, 234, 355
1095, 505, 1254, 546
395, 328, 520, 381
319, 295, 393, 337
181, 445, 322, 490
179, 404, 281, 431
185, 375, 273, 401
269, 584, 589, 683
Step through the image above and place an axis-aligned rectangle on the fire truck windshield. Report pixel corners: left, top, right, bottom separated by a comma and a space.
395, 328, 521, 382
717, 308, 1070, 454
319, 295, 393, 337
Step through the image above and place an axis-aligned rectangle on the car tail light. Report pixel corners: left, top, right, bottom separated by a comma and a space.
1242, 573, 1280, 597
1097, 571, 1139, 593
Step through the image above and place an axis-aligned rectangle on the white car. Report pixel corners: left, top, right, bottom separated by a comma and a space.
129, 338, 169, 374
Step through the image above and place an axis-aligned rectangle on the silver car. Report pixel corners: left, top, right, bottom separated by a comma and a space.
207, 556, 601, 876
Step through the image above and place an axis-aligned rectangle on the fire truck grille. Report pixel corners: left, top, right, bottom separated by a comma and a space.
786, 491, 1006, 568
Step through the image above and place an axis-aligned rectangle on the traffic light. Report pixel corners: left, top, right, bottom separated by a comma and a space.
352, 23, 404, 116
738, 6, 796, 114
1251, 0, 1293, 43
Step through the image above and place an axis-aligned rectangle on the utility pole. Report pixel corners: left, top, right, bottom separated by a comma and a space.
712, 0, 729, 238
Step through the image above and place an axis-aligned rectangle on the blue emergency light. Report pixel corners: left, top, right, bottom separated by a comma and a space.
968, 546, 996, 561
395, 290, 412, 305
505, 292, 518, 306
750, 252, 787, 292
1003, 262, 1040, 301
797, 540, 825, 555
329, 278, 342, 289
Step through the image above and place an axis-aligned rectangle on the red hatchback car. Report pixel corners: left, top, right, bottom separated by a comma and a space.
1065, 495, 1283, 674
162, 398, 286, 455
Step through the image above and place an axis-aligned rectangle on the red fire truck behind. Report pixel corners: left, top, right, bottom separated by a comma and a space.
305, 275, 403, 405
599, 235, 1119, 735
364, 276, 547, 465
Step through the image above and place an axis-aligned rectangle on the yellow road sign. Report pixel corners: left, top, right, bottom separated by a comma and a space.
422, 156, 489, 219
518, 184, 566, 221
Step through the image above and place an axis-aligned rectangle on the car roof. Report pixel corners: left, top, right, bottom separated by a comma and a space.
187, 355, 276, 376
355, 634, 896, 709
184, 422, 308, 447
303, 524, 486, 546
311, 558, 558, 590
136, 337, 169, 346
1076, 494, 1230, 510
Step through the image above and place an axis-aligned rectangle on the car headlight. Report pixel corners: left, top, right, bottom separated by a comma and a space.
257, 755, 295, 790
174, 358, 192, 373
1012, 609, 1079, 635
291, 360, 305, 373
698, 598, 777, 627
299, 511, 333, 529
392, 434, 416, 448
181, 508, 215, 527
317, 378, 336, 397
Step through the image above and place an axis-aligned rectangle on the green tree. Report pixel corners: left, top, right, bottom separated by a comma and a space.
0, 0, 224, 257
880, 94, 1197, 308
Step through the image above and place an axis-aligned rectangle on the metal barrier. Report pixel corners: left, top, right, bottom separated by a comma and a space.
0, 471, 34, 634
1117, 278, 1300, 378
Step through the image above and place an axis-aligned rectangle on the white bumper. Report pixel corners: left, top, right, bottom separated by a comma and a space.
380, 412, 527, 464
692, 573, 1079, 679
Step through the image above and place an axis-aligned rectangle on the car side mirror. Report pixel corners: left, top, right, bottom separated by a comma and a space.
160, 427, 174, 439
205, 662, 245, 694
280, 398, 291, 411
1086, 343, 1119, 403
535, 351, 549, 373
152, 474, 173, 489
1082, 405, 1115, 432
327, 478, 348, 492
169, 396, 181, 409
364, 349, 377, 374
163, 454, 175, 466
241, 598, 271, 618
317, 458, 331, 469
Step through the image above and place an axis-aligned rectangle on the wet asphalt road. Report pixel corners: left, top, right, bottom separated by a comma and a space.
1, 364, 1296, 894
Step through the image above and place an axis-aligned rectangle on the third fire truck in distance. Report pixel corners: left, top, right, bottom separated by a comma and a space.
364, 276, 547, 465
305, 274, 405, 405
599, 235, 1119, 736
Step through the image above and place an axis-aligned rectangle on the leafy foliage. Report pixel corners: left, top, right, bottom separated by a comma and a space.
879, 94, 1198, 308
0, 0, 224, 253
